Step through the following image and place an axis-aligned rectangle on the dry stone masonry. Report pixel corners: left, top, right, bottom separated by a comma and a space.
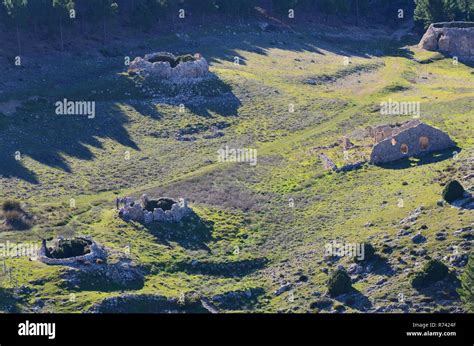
128, 52, 209, 80
119, 195, 192, 224
37, 236, 107, 266
419, 22, 474, 61
369, 120, 456, 164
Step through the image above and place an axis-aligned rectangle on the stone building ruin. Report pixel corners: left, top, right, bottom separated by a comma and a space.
128, 52, 209, 80
118, 195, 192, 224
37, 236, 107, 266
369, 120, 456, 164
419, 22, 474, 61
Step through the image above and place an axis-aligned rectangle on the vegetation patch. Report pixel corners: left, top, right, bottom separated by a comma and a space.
0, 200, 33, 231
442, 180, 466, 203
46, 239, 91, 259
327, 268, 353, 297
411, 260, 450, 289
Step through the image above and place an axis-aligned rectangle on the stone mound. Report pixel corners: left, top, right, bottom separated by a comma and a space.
128, 52, 209, 80
419, 22, 474, 60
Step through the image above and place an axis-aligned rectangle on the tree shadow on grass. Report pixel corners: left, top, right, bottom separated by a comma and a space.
0, 69, 242, 183
0, 100, 139, 184
376, 147, 461, 170
0, 23, 423, 183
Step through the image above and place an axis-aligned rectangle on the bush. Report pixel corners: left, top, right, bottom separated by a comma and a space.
354, 242, 377, 263
442, 180, 465, 203
147, 53, 196, 68
412, 259, 449, 288
48, 239, 91, 259
2, 200, 21, 212
327, 268, 352, 297
143, 197, 176, 212
3, 210, 29, 230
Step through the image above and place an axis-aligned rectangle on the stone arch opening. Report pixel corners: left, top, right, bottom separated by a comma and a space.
419, 136, 429, 150
400, 144, 409, 155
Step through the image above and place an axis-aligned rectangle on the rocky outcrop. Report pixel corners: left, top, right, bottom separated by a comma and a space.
419, 22, 474, 60
128, 52, 209, 80
370, 120, 456, 164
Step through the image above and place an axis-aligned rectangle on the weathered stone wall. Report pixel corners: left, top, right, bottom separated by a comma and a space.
37, 236, 107, 266
120, 197, 192, 224
129, 53, 209, 80
370, 123, 456, 164
419, 22, 474, 60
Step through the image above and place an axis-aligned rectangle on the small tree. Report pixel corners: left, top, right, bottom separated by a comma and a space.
327, 267, 352, 297
414, 0, 446, 28
3, 0, 29, 55
442, 180, 465, 203
52, 0, 74, 51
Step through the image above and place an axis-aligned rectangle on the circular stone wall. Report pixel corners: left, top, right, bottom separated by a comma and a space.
128, 52, 209, 79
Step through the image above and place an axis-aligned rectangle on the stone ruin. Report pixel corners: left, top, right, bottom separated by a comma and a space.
318, 120, 455, 170
369, 120, 456, 164
419, 22, 474, 61
128, 52, 209, 80
36, 236, 145, 288
37, 236, 107, 266
118, 194, 192, 224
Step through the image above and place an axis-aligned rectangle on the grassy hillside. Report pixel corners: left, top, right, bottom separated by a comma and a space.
0, 21, 472, 313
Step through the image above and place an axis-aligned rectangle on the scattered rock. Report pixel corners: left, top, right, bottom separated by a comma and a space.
274, 283, 292, 296
411, 233, 427, 244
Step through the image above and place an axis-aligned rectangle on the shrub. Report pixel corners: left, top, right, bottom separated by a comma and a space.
48, 239, 91, 259
147, 53, 196, 68
442, 180, 465, 203
176, 54, 196, 64
2, 200, 21, 212
411, 259, 449, 288
143, 198, 176, 212
3, 210, 29, 230
354, 242, 377, 263
327, 268, 352, 297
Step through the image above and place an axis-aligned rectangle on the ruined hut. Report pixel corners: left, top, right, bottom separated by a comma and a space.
128, 52, 209, 79
37, 236, 107, 266
119, 195, 192, 224
369, 120, 456, 164
419, 22, 474, 60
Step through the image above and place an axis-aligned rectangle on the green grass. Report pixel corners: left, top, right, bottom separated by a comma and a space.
0, 22, 472, 313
